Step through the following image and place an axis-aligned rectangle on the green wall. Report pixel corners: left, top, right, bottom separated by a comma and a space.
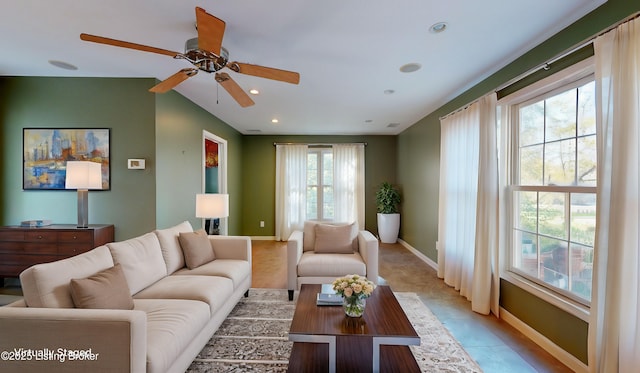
397, 0, 640, 364
0, 77, 157, 240
154, 91, 243, 234
240, 135, 397, 236
0, 76, 243, 239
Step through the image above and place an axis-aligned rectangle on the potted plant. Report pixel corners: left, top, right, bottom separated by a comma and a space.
375, 182, 401, 243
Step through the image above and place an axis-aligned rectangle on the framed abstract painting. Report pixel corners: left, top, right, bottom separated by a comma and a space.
23, 128, 111, 190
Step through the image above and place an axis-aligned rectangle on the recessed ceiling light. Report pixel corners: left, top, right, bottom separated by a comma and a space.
364, 119, 373, 123
249, 89, 259, 95
399, 63, 421, 73
48, 60, 78, 70
429, 22, 448, 34
271, 118, 279, 124
384, 89, 395, 95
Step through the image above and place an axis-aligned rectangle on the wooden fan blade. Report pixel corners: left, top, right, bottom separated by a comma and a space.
80, 33, 180, 57
195, 7, 226, 55
229, 62, 300, 84
215, 72, 255, 107
149, 68, 198, 93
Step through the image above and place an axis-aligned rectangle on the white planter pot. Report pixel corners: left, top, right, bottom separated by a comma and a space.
377, 213, 400, 243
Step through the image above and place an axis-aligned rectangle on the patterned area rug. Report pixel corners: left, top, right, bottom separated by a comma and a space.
186, 288, 482, 372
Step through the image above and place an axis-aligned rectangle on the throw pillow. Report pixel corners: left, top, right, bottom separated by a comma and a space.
69, 264, 134, 310
314, 223, 356, 254
179, 229, 215, 269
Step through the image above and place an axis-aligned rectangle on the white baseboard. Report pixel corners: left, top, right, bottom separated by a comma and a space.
397, 239, 437, 270
249, 236, 277, 240
500, 307, 588, 373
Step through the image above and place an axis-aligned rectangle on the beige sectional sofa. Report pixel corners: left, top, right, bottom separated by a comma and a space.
0, 221, 252, 373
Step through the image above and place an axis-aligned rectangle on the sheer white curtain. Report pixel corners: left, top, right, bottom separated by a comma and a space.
589, 17, 640, 373
275, 144, 308, 241
438, 93, 499, 315
333, 144, 365, 229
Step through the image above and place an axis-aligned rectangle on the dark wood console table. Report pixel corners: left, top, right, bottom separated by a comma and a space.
0, 224, 114, 283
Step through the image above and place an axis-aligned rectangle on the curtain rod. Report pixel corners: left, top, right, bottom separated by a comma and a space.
273, 142, 367, 146
439, 11, 640, 122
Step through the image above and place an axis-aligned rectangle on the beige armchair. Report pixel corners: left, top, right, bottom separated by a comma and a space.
287, 221, 379, 300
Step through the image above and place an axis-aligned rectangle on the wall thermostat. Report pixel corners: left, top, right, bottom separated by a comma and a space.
128, 159, 145, 169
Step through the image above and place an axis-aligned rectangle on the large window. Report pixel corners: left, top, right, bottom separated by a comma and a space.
306, 148, 333, 220
509, 75, 596, 304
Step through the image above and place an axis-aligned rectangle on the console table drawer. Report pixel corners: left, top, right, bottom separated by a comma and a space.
58, 231, 93, 243
24, 231, 58, 242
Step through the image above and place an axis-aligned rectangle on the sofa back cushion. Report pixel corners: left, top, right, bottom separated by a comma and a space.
20, 245, 115, 308
303, 221, 358, 252
107, 232, 167, 295
154, 221, 193, 274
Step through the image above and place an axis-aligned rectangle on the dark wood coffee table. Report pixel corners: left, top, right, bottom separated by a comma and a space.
288, 284, 420, 372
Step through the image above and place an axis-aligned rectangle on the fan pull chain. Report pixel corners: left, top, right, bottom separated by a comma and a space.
216, 83, 219, 104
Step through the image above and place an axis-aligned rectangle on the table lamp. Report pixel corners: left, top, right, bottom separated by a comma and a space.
195, 193, 229, 235
65, 161, 103, 228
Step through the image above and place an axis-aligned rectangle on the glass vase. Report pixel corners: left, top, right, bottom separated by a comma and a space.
343, 296, 366, 317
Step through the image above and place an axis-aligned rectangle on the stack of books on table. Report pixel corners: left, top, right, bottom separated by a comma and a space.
20, 219, 53, 227
316, 284, 343, 306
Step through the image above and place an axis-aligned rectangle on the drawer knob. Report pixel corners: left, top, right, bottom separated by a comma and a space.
37, 235, 43, 239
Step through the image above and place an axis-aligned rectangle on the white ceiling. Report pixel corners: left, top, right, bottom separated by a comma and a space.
1, 0, 606, 135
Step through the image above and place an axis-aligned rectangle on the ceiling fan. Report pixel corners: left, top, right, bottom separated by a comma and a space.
80, 7, 300, 107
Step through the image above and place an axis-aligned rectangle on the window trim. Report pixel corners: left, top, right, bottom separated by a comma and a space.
499, 56, 596, 320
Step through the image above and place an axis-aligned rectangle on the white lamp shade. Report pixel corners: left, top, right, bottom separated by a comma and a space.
196, 194, 229, 218
65, 161, 103, 190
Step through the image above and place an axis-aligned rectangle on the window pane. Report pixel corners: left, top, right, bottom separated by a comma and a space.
578, 81, 596, 136
323, 186, 334, 219
515, 230, 538, 277
577, 135, 596, 186
544, 138, 576, 185
539, 192, 566, 239
570, 193, 596, 246
515, 191, 538, 232
520, 101, 544, 146
541, 238, 568, 290
519, 145, 543, 185
322, 153, 333, 185
307, 153, 318, 185
570, 243, 593, 300
545, 89, 577, 143
306, 186, 317, 220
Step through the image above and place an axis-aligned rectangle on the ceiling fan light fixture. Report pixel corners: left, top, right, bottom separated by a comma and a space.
429, 22, 448, 34
399, 63, 421, 73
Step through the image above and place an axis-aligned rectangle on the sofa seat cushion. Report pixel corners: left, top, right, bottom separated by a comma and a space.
173, 259, 251, 290
154, 221, 193, 275
133, 299, 210, 373
107, 232, 168, 295
20, 245, 115, 308
133, 275, 233, 315
297, 252, 366, 277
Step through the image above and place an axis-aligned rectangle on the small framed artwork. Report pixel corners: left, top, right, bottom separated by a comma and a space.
128, 159, 145, 169
23, 128, 111, 190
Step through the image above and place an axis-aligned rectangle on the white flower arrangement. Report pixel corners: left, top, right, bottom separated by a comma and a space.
332, 274, 376, 299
